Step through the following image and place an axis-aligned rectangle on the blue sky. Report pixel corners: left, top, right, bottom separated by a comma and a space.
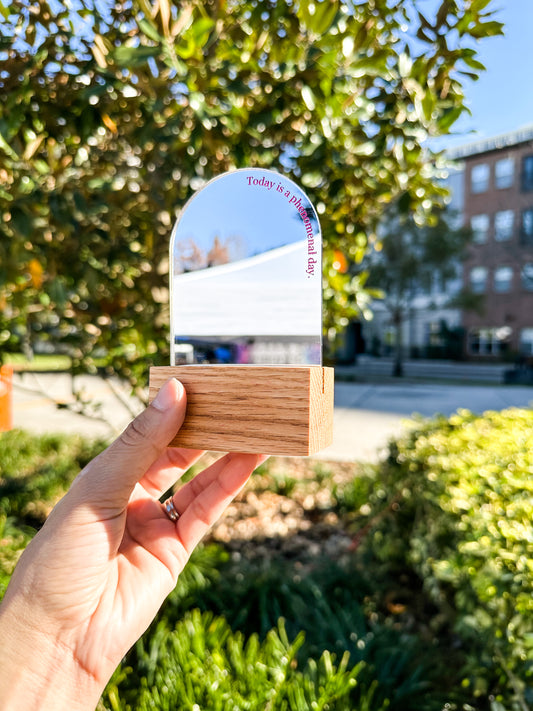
440, 2, 533, 150
172, 169, 318, 269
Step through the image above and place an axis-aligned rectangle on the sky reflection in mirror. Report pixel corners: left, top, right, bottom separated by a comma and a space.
170, 168, 322, 366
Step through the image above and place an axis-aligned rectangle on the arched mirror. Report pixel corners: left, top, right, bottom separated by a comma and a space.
170, 168, 322, 366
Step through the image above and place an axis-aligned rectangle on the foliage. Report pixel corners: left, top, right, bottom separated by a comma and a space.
0, 429, 106, 596
183, 554, 452, 711
365, 408, 533, 709
0, 513, 33, 599
0, 429, 106, 525
0, 0, 502, 384
3, 352, 72, 372
365, 208, 474, 375
102, 611, 363, 711
3, 416, 532, 709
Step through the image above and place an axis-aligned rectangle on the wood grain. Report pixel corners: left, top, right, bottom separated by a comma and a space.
149, 365, 334, 456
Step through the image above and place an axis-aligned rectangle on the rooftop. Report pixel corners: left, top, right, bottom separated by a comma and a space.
447, 123, 533, 161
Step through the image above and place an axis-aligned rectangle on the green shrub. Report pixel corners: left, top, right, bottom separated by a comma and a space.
0, 514, 34, 598
0, 429, 106, 525
137, 551, 454, 710
102, 610, 363, 711
0, 430, 106, 598
365, 408, 533, 709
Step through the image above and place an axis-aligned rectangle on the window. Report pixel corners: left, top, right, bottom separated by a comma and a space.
494, 266, 513, 293
470, 266, 488, 293
494, 210, 514, 241
426, 321, 444, 347
521, 263, 533, 291
468, 327, 512, 356
522, 155, 533, 191
471, 163, 490, 193
520, 328, 533, 354
495, 157, 514, 188
471, 214, 490, 243
521, 208, 533, 245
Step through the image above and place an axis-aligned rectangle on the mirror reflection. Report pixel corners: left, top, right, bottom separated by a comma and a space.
170, 168, 322, 365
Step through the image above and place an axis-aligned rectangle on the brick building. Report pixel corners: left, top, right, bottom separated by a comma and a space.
359, 165, 464, 362
451, 125, 533, 358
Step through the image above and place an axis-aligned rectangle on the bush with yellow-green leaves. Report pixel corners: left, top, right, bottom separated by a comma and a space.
365, 408, 533, 709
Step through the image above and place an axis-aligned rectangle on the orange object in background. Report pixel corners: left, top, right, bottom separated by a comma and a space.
332, 250, 348, 273
0, 364, 13, 432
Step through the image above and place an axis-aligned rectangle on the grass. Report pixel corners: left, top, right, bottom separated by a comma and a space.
3, 353, 72, 372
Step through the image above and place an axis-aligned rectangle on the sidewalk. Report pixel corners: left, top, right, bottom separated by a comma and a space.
9, 370, 533, 464
12, 371, 143, 441
336, 356, 509, 384
10, 371, 399, 462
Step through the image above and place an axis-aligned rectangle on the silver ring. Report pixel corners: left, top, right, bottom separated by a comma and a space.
162, 496, 180, 522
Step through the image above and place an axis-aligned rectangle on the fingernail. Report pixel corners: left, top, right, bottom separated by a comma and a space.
152, 378, 183, 412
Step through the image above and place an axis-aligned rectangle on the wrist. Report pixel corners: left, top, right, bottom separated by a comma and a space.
0, 598, 103, 711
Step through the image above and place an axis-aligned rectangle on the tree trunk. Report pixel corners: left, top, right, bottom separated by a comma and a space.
393, 310, 404, 377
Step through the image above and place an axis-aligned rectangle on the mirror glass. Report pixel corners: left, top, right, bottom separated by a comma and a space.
170, 168, 322, 365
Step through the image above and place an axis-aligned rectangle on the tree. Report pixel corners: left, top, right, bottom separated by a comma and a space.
365, 209, 474, 376
0, 0, 502, 388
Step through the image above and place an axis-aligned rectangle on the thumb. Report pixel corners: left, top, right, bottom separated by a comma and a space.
74, 378, 187, 511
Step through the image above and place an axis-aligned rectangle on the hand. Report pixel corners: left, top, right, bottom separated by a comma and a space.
0, 378, 265, 710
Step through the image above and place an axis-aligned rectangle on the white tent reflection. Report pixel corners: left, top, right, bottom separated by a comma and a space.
173, 240, 321, 337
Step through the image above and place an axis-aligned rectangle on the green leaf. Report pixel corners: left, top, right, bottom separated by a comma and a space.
470, 19, 503, 38
112, 44, 160, 67
190, 17, 215, 43
301, 85, 316, 111
421, 88, 435, 122
463, 55, 486, 72
138, 19, 163, 44
10, 209, 32, 237
298, 0, 339, 35
0, 132, 18, 160
471, 0, 493, 11
312, 0, 339, 35
438, 106, 463, 131
301, 171, 323, 188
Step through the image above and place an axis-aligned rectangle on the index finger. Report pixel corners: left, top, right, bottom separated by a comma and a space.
139, 446, 205, 499
175, 453, 264, 555
70, 378, 187, 513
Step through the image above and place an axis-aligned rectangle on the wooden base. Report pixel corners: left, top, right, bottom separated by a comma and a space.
149, 365, 334, 456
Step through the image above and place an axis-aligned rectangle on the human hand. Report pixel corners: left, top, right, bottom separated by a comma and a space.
0, 378, 265, 710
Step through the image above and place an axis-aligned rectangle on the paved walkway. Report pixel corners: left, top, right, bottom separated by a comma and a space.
11, 371, 143, 441
317, 380, 533, 462
8, 372, 533, 463
336, 356, 510, 383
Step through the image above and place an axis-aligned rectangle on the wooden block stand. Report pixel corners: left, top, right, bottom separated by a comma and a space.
149, 365, 334, 456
